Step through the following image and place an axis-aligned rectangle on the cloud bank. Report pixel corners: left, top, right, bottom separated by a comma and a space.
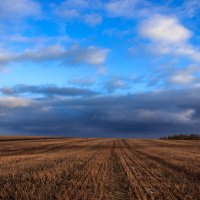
0, 87, 200, 137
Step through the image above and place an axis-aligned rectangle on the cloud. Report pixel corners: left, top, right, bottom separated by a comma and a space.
54, 0, 103, 26
68, 77, 96, 86
140, 14, 200, 63
0, 0, 41, 20
0, 97, 32, 107
140, 14, 192, 44
65, 45, 108, 65
105, 77, 128, 92
57, 9, 79, 19
181, 0, 200, 18
84, 13, 102, 26
170, 74, 194, 85
105, 0, 143, 18
105, 0, 162, 20
169, 66, 197, 84
150, 63, 200, 87
0, 88, 200, 137
57, 0, 90, 10
136, 109, 195, 124
0, 45, 109, 68
0, 85, 99, 97
3, 35, 73, 45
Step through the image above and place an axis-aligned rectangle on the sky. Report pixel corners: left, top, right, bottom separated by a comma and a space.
0, 0, 200, 138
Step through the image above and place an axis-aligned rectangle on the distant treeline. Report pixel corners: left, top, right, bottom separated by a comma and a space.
160, 134, 200, 140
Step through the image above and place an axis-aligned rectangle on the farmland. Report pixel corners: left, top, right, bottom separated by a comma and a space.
0, 137, 199, 200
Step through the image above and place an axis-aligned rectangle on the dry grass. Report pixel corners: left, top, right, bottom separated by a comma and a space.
0, 137, 199, 200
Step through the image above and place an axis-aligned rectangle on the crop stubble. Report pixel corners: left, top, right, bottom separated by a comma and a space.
0, 137, 199, 200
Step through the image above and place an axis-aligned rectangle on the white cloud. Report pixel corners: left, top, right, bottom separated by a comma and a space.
0, 0, 41, 19
171, 74, 194, 84
140, 14, 192, 44
140, 14, 200, 63
175, 44, 200, 62
169, 66, 198, 84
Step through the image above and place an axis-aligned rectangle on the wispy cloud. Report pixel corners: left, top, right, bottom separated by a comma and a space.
54, 0, 103, 26
181, 0, 200, 18
68, 77, 96, 86
83, 13, 102, 26
105, 0, 149, 18
0, 0, 41, 20
0, 45, 109, 68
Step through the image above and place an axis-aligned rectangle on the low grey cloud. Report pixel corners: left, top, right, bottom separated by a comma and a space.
0, 85, 99, 97
0, 96, 32, 108
0, 87, 200, 138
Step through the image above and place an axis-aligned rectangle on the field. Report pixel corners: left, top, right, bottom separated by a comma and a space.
0, 137, 199, 200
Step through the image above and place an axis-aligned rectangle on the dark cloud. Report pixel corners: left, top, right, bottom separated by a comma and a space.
0, 85, 99, 97
0, 87, 200, 138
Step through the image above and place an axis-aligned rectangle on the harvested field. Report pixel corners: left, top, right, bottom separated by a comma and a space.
0, 137, 199, 200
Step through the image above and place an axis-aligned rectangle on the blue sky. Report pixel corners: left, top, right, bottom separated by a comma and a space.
0, 0, 200, 137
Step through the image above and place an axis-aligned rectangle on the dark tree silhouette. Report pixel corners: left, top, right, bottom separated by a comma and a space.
160, 134, 200, 140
